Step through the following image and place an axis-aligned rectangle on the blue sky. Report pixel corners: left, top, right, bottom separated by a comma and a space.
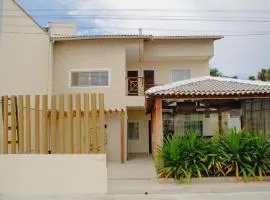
16, 0, 270, 79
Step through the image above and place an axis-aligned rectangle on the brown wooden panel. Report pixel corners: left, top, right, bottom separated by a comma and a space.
3, 96, 9, 154
84, 94, 90, 154
50, 95, 57, 154
11, 96, 17, 154
99, 93, 105, 153
120, 111, 125, 163
18, 96, 24, 154
35, 95, 40, 153
67, 94, 74, 154
91, 94, 97, 153
42, 95, 48, 154
76, 94, 82, 154
59, 95, 65, 153
26, 95, 31, 153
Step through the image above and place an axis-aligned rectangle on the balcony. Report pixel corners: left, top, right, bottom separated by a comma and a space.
126, 77, 156, 96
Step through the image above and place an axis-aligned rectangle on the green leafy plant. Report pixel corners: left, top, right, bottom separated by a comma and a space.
250, 135, 270, 181
156, 132, 209, 183
155, 129, 270, 183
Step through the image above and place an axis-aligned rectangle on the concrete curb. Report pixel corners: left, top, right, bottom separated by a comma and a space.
159, 176, 270, 184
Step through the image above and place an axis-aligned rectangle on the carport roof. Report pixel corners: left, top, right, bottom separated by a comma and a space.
146, 76, 270, 97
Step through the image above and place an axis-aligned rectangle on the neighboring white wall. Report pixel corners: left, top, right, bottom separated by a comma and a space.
0, 0, 50, 96
0, 155, 108, 194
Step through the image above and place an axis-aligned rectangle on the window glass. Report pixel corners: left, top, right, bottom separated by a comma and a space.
172, 69, 191, 82
71, 70, 109, 87
128, 122, 140, 140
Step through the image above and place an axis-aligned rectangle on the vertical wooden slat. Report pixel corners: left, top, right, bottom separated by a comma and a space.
42, 95, 48, 154
91, 94, 97, 153
99, 93, 105, 153
11, 96, 17, 154
18, 96, 24, 154
59, 95, 65, 153
35, 95, 40, 153
67, 94, 74, 154
26, 95, 31, 153
120, 111, 125, 163
3, 96, 9, 154
76, 94, 82, 154
84, 94, 90, 154
50, 95, 57, 154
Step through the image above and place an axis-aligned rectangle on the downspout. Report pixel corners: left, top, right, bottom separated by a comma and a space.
47, 38, 54, 96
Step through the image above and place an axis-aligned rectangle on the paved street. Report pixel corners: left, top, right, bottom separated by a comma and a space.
2, 156, 270, 200
1, 181, 270, 200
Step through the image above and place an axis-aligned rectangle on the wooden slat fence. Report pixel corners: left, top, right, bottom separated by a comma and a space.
1, 93, 107, 154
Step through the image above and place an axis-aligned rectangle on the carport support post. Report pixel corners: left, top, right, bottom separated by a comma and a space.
218, 110, 222, 134
152, 97, 163, 154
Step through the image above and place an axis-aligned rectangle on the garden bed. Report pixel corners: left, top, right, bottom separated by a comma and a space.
155, 130, 270, 183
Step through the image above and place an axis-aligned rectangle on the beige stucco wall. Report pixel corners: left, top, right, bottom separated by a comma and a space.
53, 40, 127, 110
0, 0, 50, 96
144, 39, 214, 61
127, 110, 149, 154
0, 155, 107, 194
127, 60, 210, 85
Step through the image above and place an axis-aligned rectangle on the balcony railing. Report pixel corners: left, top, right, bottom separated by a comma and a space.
126, 77, 156, 96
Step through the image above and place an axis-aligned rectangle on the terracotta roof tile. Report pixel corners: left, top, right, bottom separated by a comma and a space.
146, 76, 270, 96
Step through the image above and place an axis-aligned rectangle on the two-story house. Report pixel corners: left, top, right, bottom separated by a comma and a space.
0, 0, 222, 161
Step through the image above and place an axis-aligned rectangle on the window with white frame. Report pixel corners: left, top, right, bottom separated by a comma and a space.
172, 69, 191, 82
70, 70, 109, 87
128, 122, 140, 140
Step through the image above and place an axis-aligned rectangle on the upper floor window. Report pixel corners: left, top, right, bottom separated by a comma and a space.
172, 69, 191, 82
70, 69, 110, 87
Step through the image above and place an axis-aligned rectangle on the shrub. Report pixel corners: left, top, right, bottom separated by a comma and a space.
156, 132, 209, 183
155, 129, 270, 183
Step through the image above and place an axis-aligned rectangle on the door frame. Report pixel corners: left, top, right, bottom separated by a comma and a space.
127, 70, 140, 96
127, 120, 141, 156
148, 120, 152, 154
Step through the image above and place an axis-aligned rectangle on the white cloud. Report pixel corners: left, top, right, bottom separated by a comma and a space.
57, 0, 270, 78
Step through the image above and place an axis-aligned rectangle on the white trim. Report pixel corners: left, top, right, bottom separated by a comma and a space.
69, 68, 111, 88
127, 120, 141, 141
170, 68, 192, 83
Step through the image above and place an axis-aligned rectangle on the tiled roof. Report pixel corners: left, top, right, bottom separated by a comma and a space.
146, 76, 270, 96
52, 34, 223, 41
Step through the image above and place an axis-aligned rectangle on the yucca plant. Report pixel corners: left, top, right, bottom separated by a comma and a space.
156, 132, 209, 183
155, 136, 183, 180
205, 137, 226, 177
250, 135, 270, 181
220, 129, 255, 181
176, 132, 209, 182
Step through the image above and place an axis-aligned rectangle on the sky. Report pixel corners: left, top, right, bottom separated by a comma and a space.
16, 0, 270, 79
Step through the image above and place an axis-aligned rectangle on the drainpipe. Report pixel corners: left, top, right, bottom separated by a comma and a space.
47, 38, 54, 96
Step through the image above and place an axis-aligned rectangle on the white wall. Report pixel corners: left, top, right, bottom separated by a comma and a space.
0, 0, 50, 96
0, 155, 107, 194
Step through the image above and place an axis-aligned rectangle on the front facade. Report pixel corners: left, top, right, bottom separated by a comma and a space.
0, 0, 222, 161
